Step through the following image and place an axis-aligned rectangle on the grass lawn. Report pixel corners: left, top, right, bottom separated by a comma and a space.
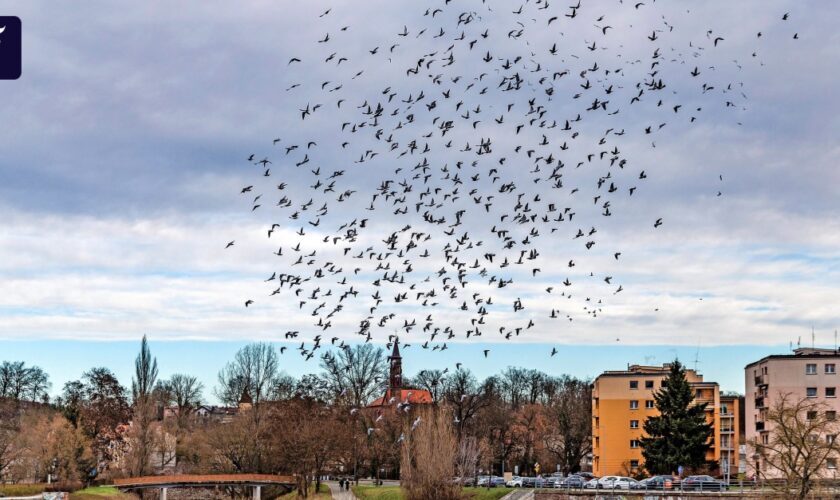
280, 482, 331, 499
0, 484, 47, 496
70, 486, 137, 500
352, 485, 404, 500
352, 485, 514, 500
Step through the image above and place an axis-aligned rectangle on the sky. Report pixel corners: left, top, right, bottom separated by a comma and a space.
0, 1, 838, 403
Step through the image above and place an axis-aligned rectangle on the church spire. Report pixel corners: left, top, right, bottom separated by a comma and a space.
389, 337, 402, 392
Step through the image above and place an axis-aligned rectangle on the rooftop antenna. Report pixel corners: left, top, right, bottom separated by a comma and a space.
812, 326, 816, 349
835, 330, 838, 353
693, 338, 702, 372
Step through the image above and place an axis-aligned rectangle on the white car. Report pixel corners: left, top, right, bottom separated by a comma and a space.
583, 476, 638, 490
506, 476, 524, 487
592, 476, 639, 490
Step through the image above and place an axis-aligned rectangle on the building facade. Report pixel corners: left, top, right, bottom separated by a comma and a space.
745, 347, 840, 478
592, 364, 737, 477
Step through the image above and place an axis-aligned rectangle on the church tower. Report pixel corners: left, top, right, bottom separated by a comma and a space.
389, 338, 402, 392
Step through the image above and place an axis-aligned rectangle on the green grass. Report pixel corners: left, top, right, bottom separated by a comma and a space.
0, 484, 47, 496
352, 485, 404, 500
463, 487, 514, 500
351, 485, 514, 500
280, 482, 331, 499
70, 486, 136, 500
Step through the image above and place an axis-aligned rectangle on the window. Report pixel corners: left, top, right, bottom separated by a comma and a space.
630, 460, 639, 469
828, 435, 836, 445
630, 400, 639, 409
762, 434, 769, 444
630, 420, 639, 429
829, 458, 838, 470
828, 364, 837, 374
630, 380, 639, 390
630, 440, 640, 448
807, 364, 817, 375
646, 400, 655, 409
645, 380, 654, 389
827, 387, 836, 398
807, 387, 818, 398
721, 404, 729, 414
807, 411, 818, 420
828, 411, 837, 421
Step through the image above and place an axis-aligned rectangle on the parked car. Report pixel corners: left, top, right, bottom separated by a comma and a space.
638, 475, 679, 490
477, 476, 505, 487
506, 476, 524, 487
587, 476, 639, 490
577, 472, 596, 480
558, 475, 587, 488
584, 478, 600, 489
681, 475, 726, 491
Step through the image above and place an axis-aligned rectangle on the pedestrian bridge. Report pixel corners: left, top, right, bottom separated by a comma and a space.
114, 474, 296, 499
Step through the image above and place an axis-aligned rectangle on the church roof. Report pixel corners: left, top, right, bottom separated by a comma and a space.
368, 388, 433, 407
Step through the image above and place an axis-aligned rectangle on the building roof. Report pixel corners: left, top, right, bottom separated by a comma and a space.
368, 388, 433, 407
596, 363, 701, 379
744, 348, 840, 368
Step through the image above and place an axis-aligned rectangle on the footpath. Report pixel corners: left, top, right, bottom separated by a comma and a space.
326, 481, 359, 500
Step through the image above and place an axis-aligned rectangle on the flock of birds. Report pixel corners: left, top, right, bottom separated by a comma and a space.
224, 0, 799, 366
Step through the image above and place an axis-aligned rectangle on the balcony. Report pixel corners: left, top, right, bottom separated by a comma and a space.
756, 421, 765, 431
755, 375, 768, 387
755, 397, 766, 409
720, 427, 735, 433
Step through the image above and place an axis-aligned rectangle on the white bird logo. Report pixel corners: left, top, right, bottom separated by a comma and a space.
0, 26, 5, 35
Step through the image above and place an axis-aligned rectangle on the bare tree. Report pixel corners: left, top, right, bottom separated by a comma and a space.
159, 374, 203, 420
455, 436, 481, 485
443, 369, 490, 440
499, 367, 529, 409
156, 374, 203, 471
543, 376, 592, 474
0, 361, 51, 402
132, 335, 158, 402
0, 400, 20, 482
215, 342, 282, 406
752, 393, 840, 500
413, 369, 447, 403
400, 407, 461, 500
320, 344, 388, 407
127, 335, 159, 477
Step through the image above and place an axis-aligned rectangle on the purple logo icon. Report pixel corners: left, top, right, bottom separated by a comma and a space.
0, 16, 21, 80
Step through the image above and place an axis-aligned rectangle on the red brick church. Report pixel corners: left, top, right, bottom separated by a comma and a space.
368, 339, 433, 407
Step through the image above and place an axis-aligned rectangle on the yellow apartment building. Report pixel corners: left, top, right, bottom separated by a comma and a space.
592, 364, 738, 477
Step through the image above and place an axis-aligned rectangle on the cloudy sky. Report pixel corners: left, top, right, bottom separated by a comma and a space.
1, 0, 837, 398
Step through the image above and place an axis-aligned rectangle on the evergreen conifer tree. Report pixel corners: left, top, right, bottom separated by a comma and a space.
640, 360, 714, 474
